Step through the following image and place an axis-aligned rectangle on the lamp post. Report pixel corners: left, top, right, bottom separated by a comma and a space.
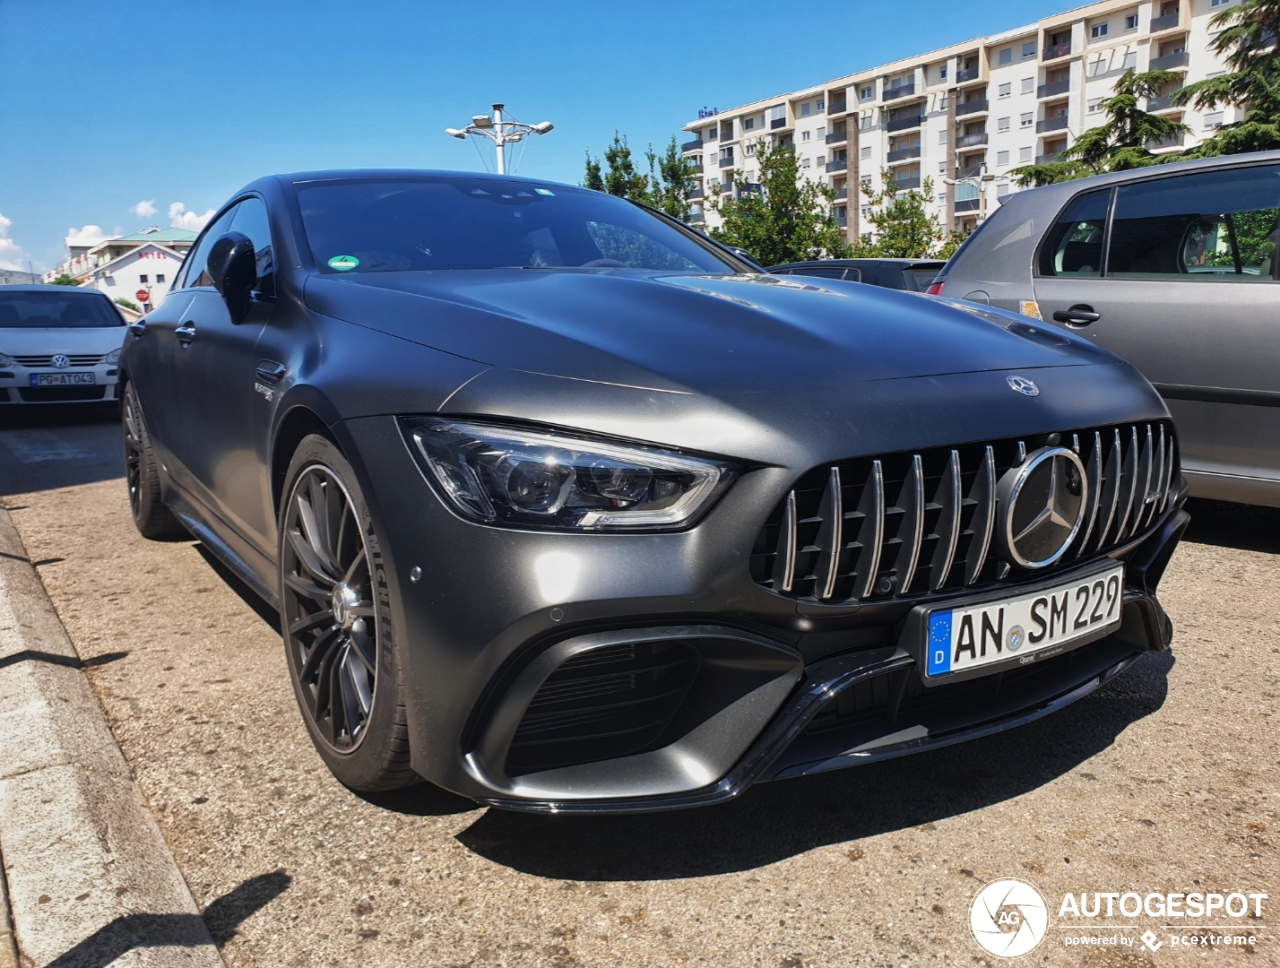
445, 103, 554, 175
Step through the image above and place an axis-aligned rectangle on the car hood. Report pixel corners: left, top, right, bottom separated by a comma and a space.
0, 326, 129, 356
303, 269, 1118, 396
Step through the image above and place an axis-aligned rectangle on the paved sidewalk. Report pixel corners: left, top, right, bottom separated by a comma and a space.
0, 502, 222, 968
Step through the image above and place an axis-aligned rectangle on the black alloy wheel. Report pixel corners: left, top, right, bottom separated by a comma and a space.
279, 435, 415, 790
122, 382, 186, 540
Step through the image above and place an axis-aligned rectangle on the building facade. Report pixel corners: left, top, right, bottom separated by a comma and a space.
43, 227, 196, 309
682, 0, 1236, 242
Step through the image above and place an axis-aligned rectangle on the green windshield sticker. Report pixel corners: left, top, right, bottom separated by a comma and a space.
328, 255, 359, 271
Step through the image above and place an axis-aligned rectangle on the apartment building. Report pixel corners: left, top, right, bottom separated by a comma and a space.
43, 226, 196, 307
682, 0, 1236, 242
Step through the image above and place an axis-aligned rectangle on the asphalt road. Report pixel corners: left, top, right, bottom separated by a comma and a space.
1, 405, 1276, 968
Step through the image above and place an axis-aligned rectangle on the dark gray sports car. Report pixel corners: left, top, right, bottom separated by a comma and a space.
121, 170, 1187, 813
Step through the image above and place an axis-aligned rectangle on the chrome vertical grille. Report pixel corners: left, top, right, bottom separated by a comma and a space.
750, 421, 1179, 604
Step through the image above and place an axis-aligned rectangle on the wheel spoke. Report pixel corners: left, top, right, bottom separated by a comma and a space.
328, 643, 347, 742
284, 572, 331, 601
287, 527, 338, 585
300, 626, 342, 682
297, 484, 340, 575
342, 552, 368, 586
349, 622, 377, 673
342, 650, 370, 723
289, 608, 335, 636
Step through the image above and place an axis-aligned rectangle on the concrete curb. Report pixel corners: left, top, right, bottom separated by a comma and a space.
0, 505, 222, 967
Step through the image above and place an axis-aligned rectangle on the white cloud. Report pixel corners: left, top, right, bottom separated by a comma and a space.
66, 224, 110, 248
168, 202, 215, 231
134, 199, 157, 219
0, 213, 26, 271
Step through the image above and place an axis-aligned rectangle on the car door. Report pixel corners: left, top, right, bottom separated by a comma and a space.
163, 198, 274, 552
1033, 164, 1280, 498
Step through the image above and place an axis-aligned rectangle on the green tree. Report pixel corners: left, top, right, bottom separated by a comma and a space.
644, 137, 699, 220
48, 273, 80, 286
1174, 0, 1280, 155
584, 133, 698, 219
1011, 69, 1189, 187
582, 133, 650, 200
852, 171, 962, 258
706, 142, 850, 265
115, 297, 141, 312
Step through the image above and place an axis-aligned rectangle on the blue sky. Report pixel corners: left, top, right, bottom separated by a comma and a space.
1, 0, 1067, 272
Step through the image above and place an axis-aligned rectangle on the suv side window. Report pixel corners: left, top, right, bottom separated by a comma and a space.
1107, 165, 1280, 281
1037, 189, 1111, 277
179, 205, 240, 289
229, 196, 277, 297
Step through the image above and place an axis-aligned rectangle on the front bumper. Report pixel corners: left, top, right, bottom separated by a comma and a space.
339, 414, 1188, 815
0, 365, 120, 404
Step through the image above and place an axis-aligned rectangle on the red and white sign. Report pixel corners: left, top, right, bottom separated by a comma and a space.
136, 289, 150, 303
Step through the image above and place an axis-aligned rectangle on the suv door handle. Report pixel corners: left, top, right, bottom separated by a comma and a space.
128, 321, 146, 338
255, 360, 287, 385
1052, 305, 1101, 326
175, 325, 197, 346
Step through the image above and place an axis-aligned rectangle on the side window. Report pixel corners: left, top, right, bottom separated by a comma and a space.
1037, 189, 1111, 277
1108, 165, 1280, 281
229, 197, 277, 296
180, 205, 239, 289
795, 267, 849, 279
584, 221, 702, 270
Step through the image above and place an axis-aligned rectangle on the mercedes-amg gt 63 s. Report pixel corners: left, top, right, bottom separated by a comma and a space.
121, 170, 1187, 813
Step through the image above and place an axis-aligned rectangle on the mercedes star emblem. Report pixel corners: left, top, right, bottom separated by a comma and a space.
995, 446, 1088, 568
51, 354, 70, 369
1007, 375, 1039, 396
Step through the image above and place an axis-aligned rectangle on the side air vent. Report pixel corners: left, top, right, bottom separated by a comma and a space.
504, 641, 701, 776
751, 421, 1177, 604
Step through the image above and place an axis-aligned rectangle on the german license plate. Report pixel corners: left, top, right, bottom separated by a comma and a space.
30, 372, 96, 387
924, 564, 1124, 679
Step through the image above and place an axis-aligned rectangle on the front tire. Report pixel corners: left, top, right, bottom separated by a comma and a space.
122, 382, 187, 540
278, 435, 416, 792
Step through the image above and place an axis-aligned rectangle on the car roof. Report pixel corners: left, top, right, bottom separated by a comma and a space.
769, 259, 945, 270
0, 285, 110, 295
272, 168, 579, 191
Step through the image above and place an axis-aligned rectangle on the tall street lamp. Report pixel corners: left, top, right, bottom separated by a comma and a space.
445, 103, 554, 175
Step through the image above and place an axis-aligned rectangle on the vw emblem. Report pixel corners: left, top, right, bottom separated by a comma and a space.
1007, 375, 1039, 396
995, 446, 1088, 569
51, 354, 70, 369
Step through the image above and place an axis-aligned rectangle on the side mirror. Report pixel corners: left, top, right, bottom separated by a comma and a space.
729, 246, 765, 272
207, 231, 257, 323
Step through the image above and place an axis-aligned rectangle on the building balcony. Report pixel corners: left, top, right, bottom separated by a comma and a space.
882, 83, 917, 102
1148, 130, 1186, 150
955, 98, 990, 117
956, 65, 981, 83
835, 208, 848, 227
688, 187, 704, 200
956, 165, 984, 178
1038, 79, 1071, 98
825, 158, 848, 173
887, 145, 922, 162
681, 139, 703, 153
1150, 50, 1189, 70
1149, 10, 1180, 31
1042, 41, 1072, 60
956, 132, 989, 148
886, 113, 924, 132
688, 212, 706, 224
770, 116, 788, 129
691, 163, 704, 174
825, 129, 848, 144
827, 100, 848, 115
1146, 92, 1180, 111
1035, 151, 1065, 164
892, 175, 922, 190
834, 186, 848, 199
955, 197, 981, 213
1036, 115, 1069, 133
719, 155, 735, 168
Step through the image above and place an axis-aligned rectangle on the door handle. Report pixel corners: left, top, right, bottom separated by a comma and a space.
128, 321, 146, 339
175, 325, 197, 346
255, 360, 287, 385
1052, 305, 1101, 327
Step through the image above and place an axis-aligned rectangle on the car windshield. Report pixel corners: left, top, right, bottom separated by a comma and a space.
0, 291, 123, 328
296, 176, 736, 274
901, 267, 944, 291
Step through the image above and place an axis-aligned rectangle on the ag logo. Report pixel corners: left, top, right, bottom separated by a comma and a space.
970, 878, 1048, 958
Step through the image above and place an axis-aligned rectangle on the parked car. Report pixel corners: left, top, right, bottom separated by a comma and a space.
931, 151, 1280, 508
769, 258, 946, 291
0, 285, 125, 406
122, 169, 1186, 813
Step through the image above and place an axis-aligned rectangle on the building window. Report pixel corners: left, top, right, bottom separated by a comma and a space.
139, 274, 148, 283
1210, 0, 1229, 7
939, 65, 948, 80
817, 126, 826, 137
801, 102, 811, 117
1205, 111, 1224, 128
1021, 77, 1034, 94
997, 183, 1011, 197
861, 146, 872, 159
999, 47, 1013, 65
817, 156, 825, 166
802, 157, 811, 168
156, 274, 165, 283
939, 161, 947, 172
1091, 22, 1109, 38
938, 128, 947, 143
802, 130, 811, 141
1125, 13, 1138, 29
707, 127, 717, 141
998, 116, 1011, 131
861, 175, 872, 185
997, 150, 1010, 165
938, 95, 948, 110
1091, 58, 1107, 76
745, 142, 755, 155
1021, 112, 1033, 127
1022, 41, 1037, 57
1123, 50, 1137, 68
861, 207, 872, 219
999, 82, 1012, 97
1019, 146, 1033, 162
744, 117, 755, 130
817, 98, 824, 111
937, 192, 947, 204
860, 86, 874, 99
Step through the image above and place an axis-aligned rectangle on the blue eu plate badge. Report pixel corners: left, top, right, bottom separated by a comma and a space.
927, 610, 953, 676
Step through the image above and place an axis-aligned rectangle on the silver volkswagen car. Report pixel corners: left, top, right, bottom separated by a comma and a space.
0, 285, 126, 405
933, 151, 1280, 508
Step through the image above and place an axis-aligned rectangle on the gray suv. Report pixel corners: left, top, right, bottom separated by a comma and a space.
935, 151, 1280, 508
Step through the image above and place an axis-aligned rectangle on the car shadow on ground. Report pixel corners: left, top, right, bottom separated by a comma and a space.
0, 403, 123, 495
449, 651, 1173, 880
1182, 497, 1280, 555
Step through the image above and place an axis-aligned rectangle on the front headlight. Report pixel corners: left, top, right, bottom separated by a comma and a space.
402, 417, 738, 531
0, 352, 14, 367
105, 347, 122, 364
